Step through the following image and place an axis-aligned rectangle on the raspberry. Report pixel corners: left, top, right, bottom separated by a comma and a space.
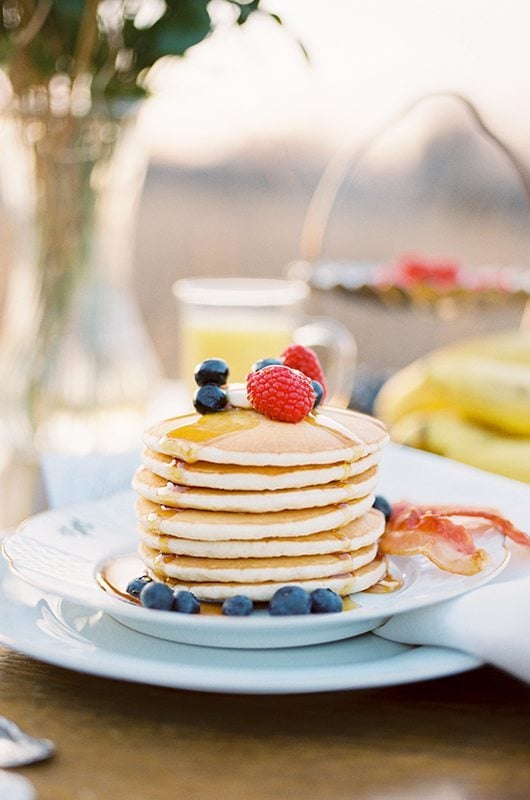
247, 365, 315, 423
281, 344, 327, 399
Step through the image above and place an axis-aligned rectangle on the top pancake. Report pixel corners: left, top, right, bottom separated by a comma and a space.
144, 406, 388, 467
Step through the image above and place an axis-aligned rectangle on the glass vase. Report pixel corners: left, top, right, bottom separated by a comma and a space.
0, 97, 161, 520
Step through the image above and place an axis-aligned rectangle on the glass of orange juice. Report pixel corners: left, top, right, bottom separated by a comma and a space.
173, 277, 357, 405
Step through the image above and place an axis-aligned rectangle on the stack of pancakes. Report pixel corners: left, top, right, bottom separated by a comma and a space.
132, 406, 389, 602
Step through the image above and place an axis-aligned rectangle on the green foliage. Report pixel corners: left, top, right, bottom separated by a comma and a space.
229, 1, 260, 26
0, 0, 286, 99
124, 1, 213, 71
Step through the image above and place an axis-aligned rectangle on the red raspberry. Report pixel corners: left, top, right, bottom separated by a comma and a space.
247, 365, 315, 423
281, 344, 327, 399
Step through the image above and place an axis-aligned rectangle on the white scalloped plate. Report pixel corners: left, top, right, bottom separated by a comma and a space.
0, 558, 482, 693
2, 445, 522, 648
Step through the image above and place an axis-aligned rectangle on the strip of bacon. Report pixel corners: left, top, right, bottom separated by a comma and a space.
381, 503, 530, 575
390, 503, 530, 548
380, 505, 490, 575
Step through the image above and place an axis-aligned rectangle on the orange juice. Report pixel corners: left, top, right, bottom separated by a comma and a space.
173, 278, 356, 403
180, 313, 293, 388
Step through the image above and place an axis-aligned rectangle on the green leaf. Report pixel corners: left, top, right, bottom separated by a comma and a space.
51, 0, 86, 17
0, 0, 303, 96
104, 73, 147, 100
125, 1, 212, 70
231, 1, 260, 26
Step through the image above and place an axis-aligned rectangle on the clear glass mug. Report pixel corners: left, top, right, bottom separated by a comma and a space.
172, 278, 357, 406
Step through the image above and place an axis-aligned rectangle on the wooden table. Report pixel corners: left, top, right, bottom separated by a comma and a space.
2, 647, 529, 800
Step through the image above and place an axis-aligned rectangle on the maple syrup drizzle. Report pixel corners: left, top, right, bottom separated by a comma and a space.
306, 411, 364, 447
342, 597, 361, 611
97, 554, 225, 614
163, 408, 363, 451
96, 554, 143, 604
165, 409, 261, 443
365, 571, 404, 594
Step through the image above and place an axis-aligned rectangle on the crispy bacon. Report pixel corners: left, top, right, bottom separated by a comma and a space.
392, 504, 530, 547
380, 503, 529, 576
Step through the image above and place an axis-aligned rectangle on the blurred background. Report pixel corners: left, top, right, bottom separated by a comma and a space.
129, 0, 530, 374
1, 0, 529, 374
0, 0, 529, 526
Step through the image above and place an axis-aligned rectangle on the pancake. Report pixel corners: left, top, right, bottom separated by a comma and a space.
330, 407, 389, 455
138, 508, 385, 558
139, 541, 378, 583
144, 406, 388, 467
136, 494, 375, 540
132, 465, 379, 513
145, 557, 388, 601
135, 398, 389, 601
141, 448, 382, 491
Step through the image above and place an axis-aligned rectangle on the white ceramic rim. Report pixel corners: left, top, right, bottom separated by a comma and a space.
172, 277, 310, 307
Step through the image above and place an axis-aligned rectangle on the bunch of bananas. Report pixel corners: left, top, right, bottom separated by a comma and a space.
374, 328, 530, 483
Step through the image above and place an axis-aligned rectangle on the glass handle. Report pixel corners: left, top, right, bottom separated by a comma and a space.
294, 318, 357, 408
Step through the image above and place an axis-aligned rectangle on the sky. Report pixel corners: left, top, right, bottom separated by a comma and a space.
141, 0, 530, 166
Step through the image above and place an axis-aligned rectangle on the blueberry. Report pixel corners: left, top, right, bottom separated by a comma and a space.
222, 595, 254, 616
373, 495, 392, 522
193, 384, 228, 414
311, 380, 324, 408
310, 588, 343, 614
172, 590, 200, 614
268, 585, 312, 616
126, 574, 152, 598
139, 581, 174, 610
194, 358, 229, 387
251, 357, 283, 372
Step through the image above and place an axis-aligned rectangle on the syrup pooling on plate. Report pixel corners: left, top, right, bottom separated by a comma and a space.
98, 554, 225, 615
97, 553, 403, 615
97, 554, 143, 604
342, 597, 361, 611
364, 571, 404, 594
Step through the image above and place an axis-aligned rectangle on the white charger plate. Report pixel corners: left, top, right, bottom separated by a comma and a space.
2, 445, 524, 649
0, 557, 481, 693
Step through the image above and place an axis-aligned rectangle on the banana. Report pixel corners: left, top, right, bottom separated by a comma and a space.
375, 327, 530, 481
450, 328, 530, 364
390, 410, 530, 484
426, 353, 530, 436
374, 359, 448, 425
374, 328, 530, 436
